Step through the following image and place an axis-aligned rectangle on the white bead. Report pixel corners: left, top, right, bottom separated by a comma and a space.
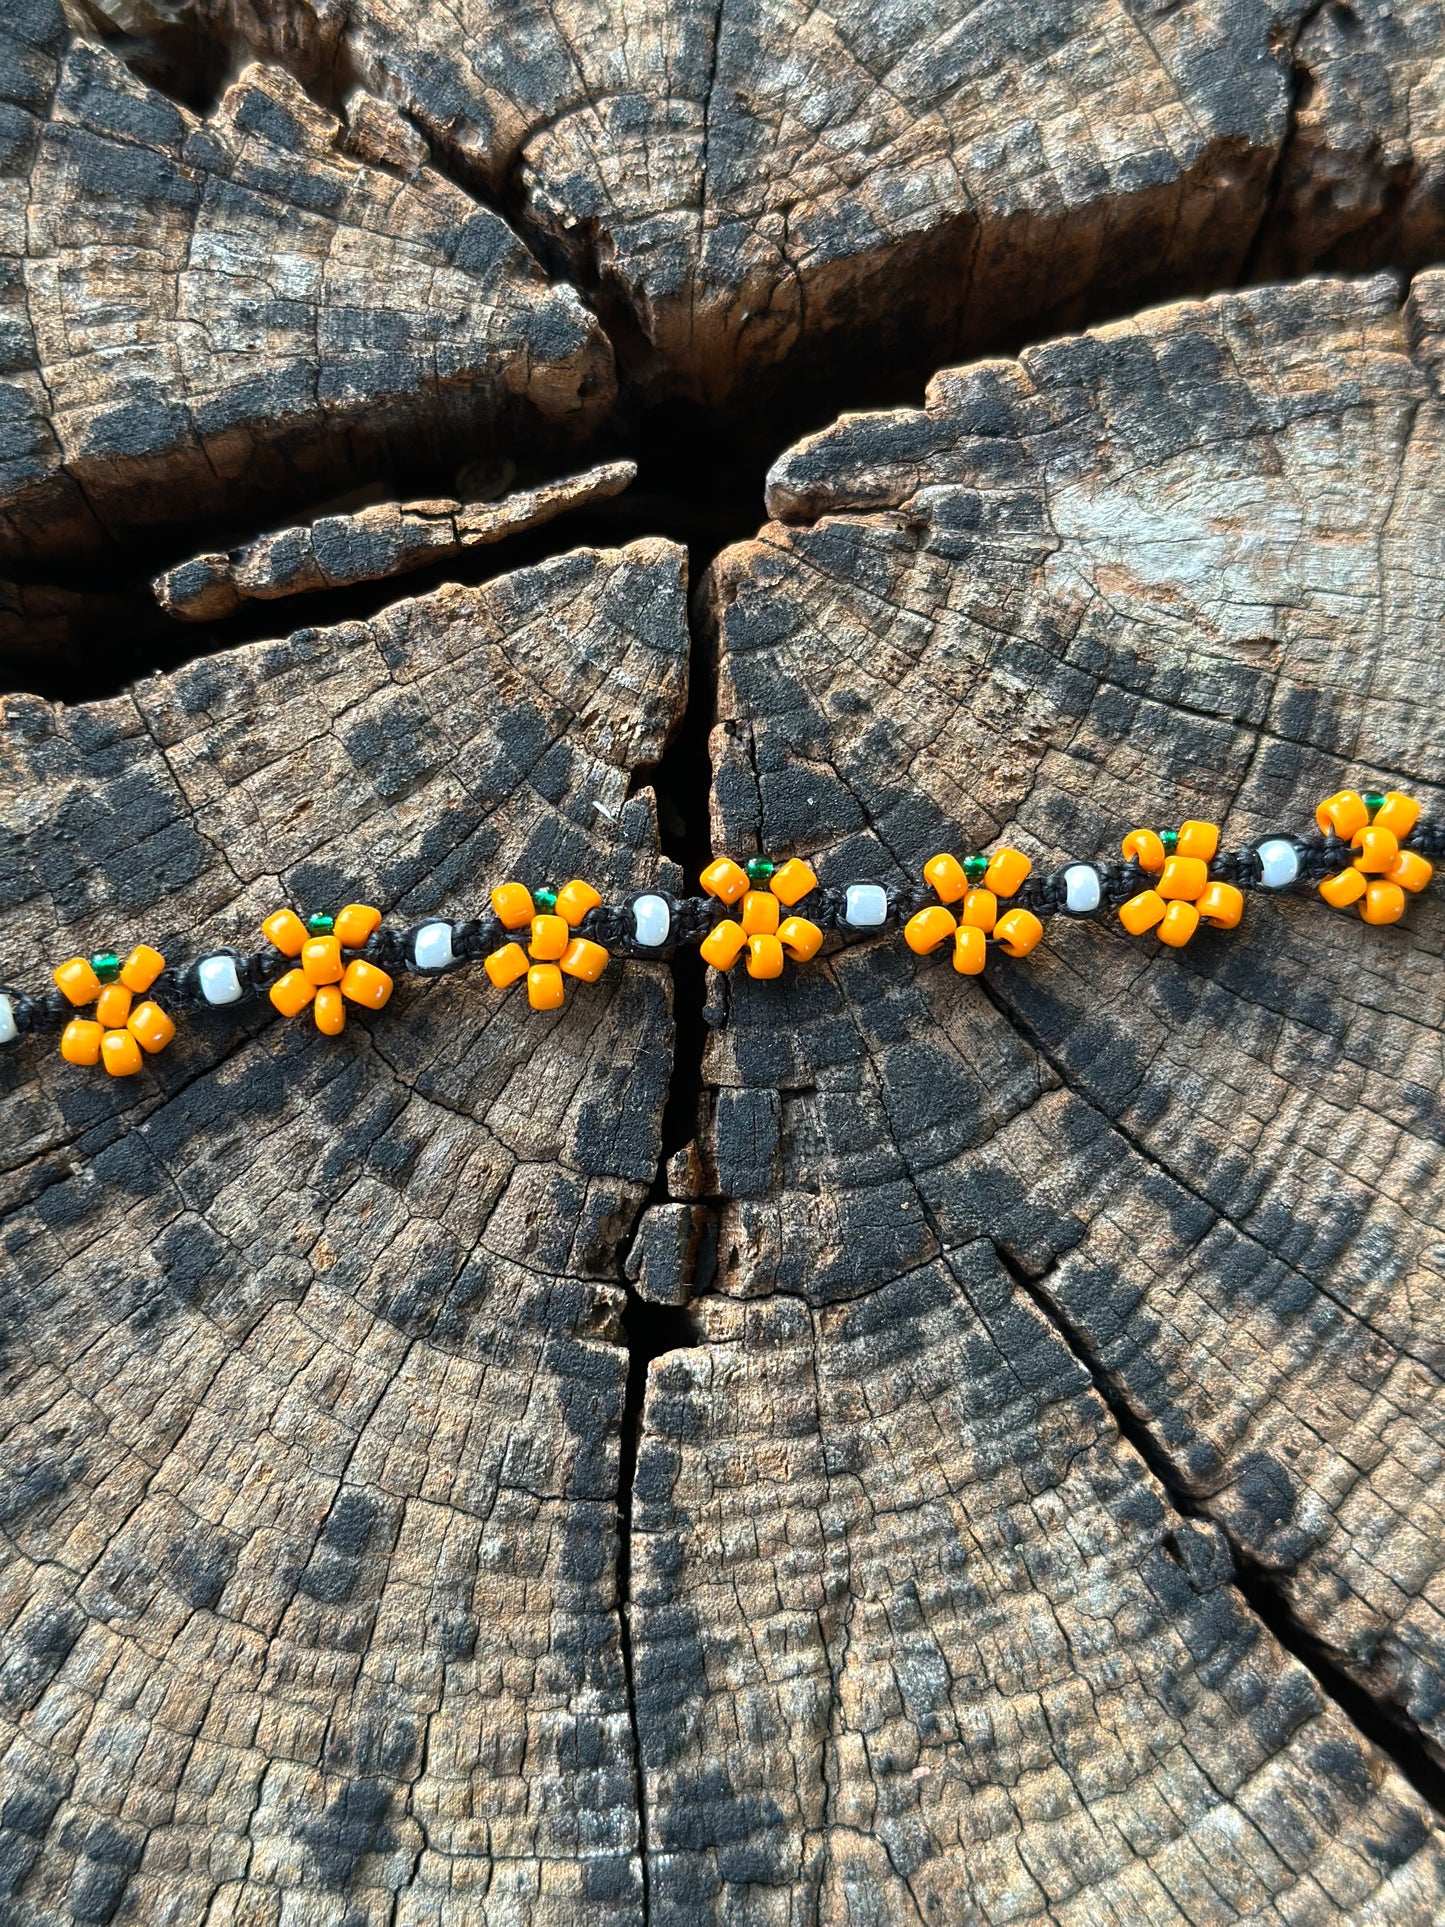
413, 921, 455, 972
1257, 838, 1300, 889
1063, 864, 1101, 914
632, 893, 670, 948
0, 995, 15, 1046
844, 884, 888, 928
197, 954, 243, 1005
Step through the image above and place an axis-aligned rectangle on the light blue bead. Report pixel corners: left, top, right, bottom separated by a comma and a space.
1257, 838, 1299, 888
0, 995, 15, 1046
197, 954, 243, 1005
1063, 864, 1100, 914
844, 884, 888, 928
632, 894, 670, 948
413, 921, 456, 971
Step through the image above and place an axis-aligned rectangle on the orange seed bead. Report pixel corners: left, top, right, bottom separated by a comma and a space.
904, 905, 956, 955
262, 909, 308, 957
953, 924, 986, 975
1318, 868, 1367, 910
1175, 821, 1219, 862
700, 920, 747, 971
1157, 855, 1208, 902
313, 985, 346, 1035
127, 1001, 176, 1053
1158, 901, 1199, 948
302, 936, 343, 985
770, 859, 818, 906
700, 858, 749, 905
1122, 829, 1166, 873
1374, 791, 1420, 838
101, 1029, 143, 1077
1389, 849, 1433, 894
746, 934, 785, 980
60, 1018, 104, 1066
923, 854, 967, 905
120, 944, 165, 993
994, 907, 1043, 958
341, 959, 394, 1008
778, 916, 823, 962
1361, 879, 1406, 926
1119, 889, 1166, 935
334, 903, 383, 948
269, 969, 316, 1018
95, 983, 132, 1029
529, 914, 569, 961
527, 963, 566, 1010
984, 846, 1031, 897
1351, 824, 1399, 874
560, 937, 609, 982
960, 889, 996, 933
53, 956, 101, 1006
484, 943, 530, 989
1197, 881, 1244, 929
1315, 790, 1370, 839
491, 882, 534, 930
555, 879, 602, 927
741, 890, 780, 936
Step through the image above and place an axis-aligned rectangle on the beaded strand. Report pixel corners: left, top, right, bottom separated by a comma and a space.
3, 784, 1437, 1077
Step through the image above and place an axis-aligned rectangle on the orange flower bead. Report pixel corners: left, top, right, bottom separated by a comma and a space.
1197, 881, 1244, 929
341, 959, 394, 1008
770, 859, 818, 906
128, 1002, 176, 1054
334, 903, 382, 947
560, 938, 609, 982
746, 935, 785, 979
1361, 880, 1406, 926
101, 1030, 143, 1077
1119, 889, 1166, 935
301, 936, 343, 985
1121, 829, 1166, 873
484, 943, 530, 989
700, 920, 747, 971
960, 890, 996, 933
1389, 850, 1433, 894
491, 882, 534, 930
700, 859, 749, 904
1351, 825, 1399, 874
262, 909, 308, 957
94, 984, 132, 1029
269, 969, 315, 1018
54, 957, 102, 1006
984, 847, 1031, 897
994, 908, 1043, 958
555, 879, 602, 926
1316, 790, 1370, 840
60, 1019, 104, 1067
1374, 792, 1420, 838
1158, 901, 1199, 948
528, 963, 565, 1010
119, 944, 165, 993
741, 891, 780, 936
1318, 869, 1367, 910
313, 985, 346, 1036
1175, 821, 1219, 862
778, 917, 823, 962
1157, 856, 1208, 902
953, 925, 986, 975
923, 854, 967, 904
904, 905, 955, 955
529, 915, 569, 961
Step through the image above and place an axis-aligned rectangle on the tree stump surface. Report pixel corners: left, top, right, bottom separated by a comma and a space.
1, 3, 1445, 1925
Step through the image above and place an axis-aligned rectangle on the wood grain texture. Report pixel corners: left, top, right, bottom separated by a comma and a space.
0, 0, 614, 564
628, 269, 1445, 1916
154, 461, 638, 620
179, 0, 1445, 405
0, 538, 687, 1923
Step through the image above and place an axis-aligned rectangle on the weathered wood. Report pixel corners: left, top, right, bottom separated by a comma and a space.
153, 460, 638, 620
636, 269, 1445, 1915
0, 538, 687, 1923
0, 2, 614, 564
170, 0, 1445, 404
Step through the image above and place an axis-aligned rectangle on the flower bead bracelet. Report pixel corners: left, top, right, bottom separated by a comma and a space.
2, 784, 1437, 1077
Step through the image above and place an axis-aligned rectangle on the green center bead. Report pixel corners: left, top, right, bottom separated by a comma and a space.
963, 855, 988, 885
534, 886, 558, 911
1159, 829, 1179, 852
306, 912, 335, 935
90, 951, 120, 983
745, 856, 775, 884
1363, 791, 1386, 818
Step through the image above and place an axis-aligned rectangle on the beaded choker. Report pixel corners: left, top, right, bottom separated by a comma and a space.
5, 784, 1437, 1079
